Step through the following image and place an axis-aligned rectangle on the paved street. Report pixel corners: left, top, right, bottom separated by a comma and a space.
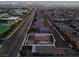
43, 11, 70, 48
0, 8, 36, 57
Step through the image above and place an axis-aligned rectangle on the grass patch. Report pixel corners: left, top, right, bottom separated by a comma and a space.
0, 24, 10, 34
0, 20, 22, 38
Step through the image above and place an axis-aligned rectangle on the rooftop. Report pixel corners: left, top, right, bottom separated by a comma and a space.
2, 16, 19, 20
26, 34, 55, 46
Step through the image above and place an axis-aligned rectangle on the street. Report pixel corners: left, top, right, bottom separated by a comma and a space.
0, 8, 36, 57
43, 11, 70, 48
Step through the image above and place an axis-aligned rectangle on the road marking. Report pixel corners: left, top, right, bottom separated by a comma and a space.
53, 25, 65, 41
17, 9, 36, 56
46, 16, 65, 41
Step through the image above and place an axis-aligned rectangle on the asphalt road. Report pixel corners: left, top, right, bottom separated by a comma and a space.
0, 8, 36, 57
43, 11, 70, 48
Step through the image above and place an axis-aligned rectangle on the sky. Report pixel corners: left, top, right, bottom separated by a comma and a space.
0, 1, 79, 7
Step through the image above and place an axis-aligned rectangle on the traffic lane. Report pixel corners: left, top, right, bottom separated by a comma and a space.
0, 16, 32, 56
3, 9, 35, 48
2, 14, 31, 49
8, 13, 35, 56
0, 10, 36, 56
2, 13, 31, 48
44, 16, 70, 48
8, 14, 34, 56
49, 26, 70, 48
8, 10, 36, 56
43, 11, 69, 47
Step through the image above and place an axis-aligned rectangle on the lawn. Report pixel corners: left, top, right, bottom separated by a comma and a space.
0, 24, 11, 34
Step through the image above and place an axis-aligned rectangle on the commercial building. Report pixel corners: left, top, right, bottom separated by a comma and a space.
1, 16, 22, 24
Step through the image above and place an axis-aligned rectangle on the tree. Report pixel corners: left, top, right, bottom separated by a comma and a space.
0, 16, 2, 21
20, 46, 27, 56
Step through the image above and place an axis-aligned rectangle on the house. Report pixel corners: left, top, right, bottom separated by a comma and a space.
0, 13, 10, 18
1, 16, 22, 24
12, 9, 27, 16
32, 45, 53, 54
